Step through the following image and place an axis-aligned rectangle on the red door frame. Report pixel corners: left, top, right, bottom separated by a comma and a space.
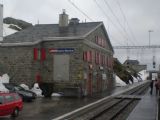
96, 73, 102, 92
87, 73, 92, 95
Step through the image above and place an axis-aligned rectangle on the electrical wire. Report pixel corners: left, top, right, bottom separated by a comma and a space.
67, 0, 94, 22
109, 34, 126, 46
103, 0, 135, 46
116, 0, 139, 46
93, 0, 132, 45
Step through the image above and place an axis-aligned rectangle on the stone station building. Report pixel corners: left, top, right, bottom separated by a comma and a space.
0, 11, 115, 96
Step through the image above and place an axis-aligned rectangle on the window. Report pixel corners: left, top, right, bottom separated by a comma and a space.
95, 52, 100, 64
95, 36, 107, 48
0, 96, 4, 104
83, 51, 92, 62
95, 36, 98, 44
14, 94, 21, 100
87, 51, 92, 62
5, 95, 14, 103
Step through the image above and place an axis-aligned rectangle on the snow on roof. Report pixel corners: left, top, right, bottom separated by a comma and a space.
3, 24, 18, 37
115, 75, 126, 86
139, 70, 148, 80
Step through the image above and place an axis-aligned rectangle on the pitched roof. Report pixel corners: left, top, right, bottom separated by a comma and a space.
124, 60, 139, 65
3, 22, 102, 43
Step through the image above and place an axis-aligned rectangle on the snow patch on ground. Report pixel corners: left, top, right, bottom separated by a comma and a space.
0, 74, 10, 92
0, 74, 9, 83
0, 83, 9, 92
115, 75, 126, 87
115, 70, 148, 86
139, 70, 148, 80
132, 76, 139, 83
51, 93, 63, 97
31, 83, 43, 97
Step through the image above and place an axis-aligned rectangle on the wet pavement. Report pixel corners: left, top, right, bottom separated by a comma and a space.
0, 84, 140, 120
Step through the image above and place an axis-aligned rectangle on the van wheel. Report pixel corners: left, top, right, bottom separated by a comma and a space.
11, 108, 19, 117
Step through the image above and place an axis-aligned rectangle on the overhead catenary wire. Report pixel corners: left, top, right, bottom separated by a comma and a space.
67, 0, 94, 22
103, 0, 136, 46
93, 0, 133, 45
109, 34, 125, 46
67, 0, 136, 47
116, 0, 139, 46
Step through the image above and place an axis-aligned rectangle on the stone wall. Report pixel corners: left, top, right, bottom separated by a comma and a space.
41, 40, 83, 83
0, 46, 38, 87
0, 40, 83, 88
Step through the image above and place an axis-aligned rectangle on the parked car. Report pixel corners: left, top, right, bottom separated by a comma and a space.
0, 92, 23, 117
3, 83, 36, 102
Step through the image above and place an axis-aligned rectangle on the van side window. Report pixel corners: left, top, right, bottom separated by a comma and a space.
0, 96, 4, 104
14, 94, 21, 100
5, 95, 14, 103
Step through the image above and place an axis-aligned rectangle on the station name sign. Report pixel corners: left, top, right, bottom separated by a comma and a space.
49, 48, 74, 53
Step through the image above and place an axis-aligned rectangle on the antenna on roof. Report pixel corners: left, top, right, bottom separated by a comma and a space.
37, 19, 39, 25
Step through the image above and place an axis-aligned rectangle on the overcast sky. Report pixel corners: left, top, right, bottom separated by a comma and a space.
1, 0, 160, 46
1, 0, 160, 68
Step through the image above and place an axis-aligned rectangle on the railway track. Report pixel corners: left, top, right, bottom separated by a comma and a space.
53, 81, 150, 120
89, 82, 149, 120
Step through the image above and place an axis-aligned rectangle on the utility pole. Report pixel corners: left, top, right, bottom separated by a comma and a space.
149, 30, 153, 47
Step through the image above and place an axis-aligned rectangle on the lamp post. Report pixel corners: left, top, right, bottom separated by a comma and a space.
148, 30, 153, 47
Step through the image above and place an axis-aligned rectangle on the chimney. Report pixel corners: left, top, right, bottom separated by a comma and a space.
0, 4, 3, 41
59, 9, 68, 27
69, 18, 79, 25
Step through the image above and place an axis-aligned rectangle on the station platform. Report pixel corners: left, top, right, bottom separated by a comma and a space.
127, 87, 158, 120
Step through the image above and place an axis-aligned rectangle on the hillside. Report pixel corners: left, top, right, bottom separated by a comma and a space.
3, 17, 33, 31
3, 17, 33, 37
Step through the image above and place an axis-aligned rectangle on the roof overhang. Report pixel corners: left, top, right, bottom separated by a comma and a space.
0, 36, 84, 47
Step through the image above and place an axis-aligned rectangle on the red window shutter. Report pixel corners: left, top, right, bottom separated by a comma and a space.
34, 48, 38, 60
98, 53, 101, 65
41, 48, 46, 61
87, 51, 89, 62
83, 52, 87, 61
36, 73, 41, 82
95, 52, 97, 64
100, 54, 103, 65
102, 39, 104, 47
107, 57, 109, 67
86, 51, 92, 62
